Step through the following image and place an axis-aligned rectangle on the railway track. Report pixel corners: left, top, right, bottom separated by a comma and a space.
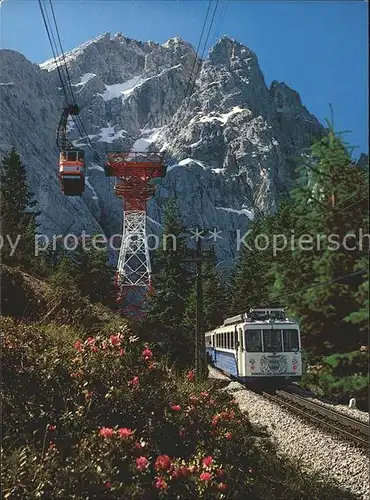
209, 366, 369, 448
262, 390, 369, 448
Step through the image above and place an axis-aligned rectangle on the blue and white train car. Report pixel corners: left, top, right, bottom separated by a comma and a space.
205, 308, 302, 386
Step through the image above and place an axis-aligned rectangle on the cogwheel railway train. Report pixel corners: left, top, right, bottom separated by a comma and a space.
206, 308, 302, 387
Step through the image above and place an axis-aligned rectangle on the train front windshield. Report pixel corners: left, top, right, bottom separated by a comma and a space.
263, 330, 282, 352
245, 329, 299, 352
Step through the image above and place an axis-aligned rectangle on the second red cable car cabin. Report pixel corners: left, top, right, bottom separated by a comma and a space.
59, 149, 85, 196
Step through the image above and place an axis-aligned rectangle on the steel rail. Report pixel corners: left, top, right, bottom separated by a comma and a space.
262, 391, 369, 448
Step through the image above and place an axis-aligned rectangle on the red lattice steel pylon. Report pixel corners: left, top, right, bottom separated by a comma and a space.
105, 151, 166, 317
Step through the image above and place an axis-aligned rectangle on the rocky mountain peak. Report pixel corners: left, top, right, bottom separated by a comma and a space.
162, 36, 193, 51
208, 36, 257, 67
0, 33, 334, 268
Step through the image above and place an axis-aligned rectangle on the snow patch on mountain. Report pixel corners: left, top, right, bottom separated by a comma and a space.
99, 76, 148, 101
39, 33, 109, 71
73, 73, 96, 87
215, 206, 254, 220
85, 177, 99, 201
132, 128, 163, 151
146, 216, 163, 227
178, 158, 206, 169
195, 106, 245, 125
88, 163, 105, 173
97, 125, 126, 143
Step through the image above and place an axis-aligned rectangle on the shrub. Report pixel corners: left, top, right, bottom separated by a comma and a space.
301, 349, 369, 409
1, 318, 358, 499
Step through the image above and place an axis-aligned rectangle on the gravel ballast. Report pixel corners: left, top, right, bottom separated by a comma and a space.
289, 384, 369, 423
209, 366, 369, 500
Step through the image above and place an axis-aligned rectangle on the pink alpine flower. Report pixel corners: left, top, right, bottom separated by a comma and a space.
154, 454, 172, 471
109, 334, 120, 346
200, 472, 212, 481
118, 348, 125, 356
218, 482, 228, 491
74, 340, 83, 352
99, 427, 114, 438
172, 466, 189, 478
142, 347, 153, 360
170, 404, 181, 411
136, 456, 149, 472
129, 376, 140, 388
154, 477, 168, 490
186, 370, 195, 382
202, 456, 213, 468
118, 428, 133, 439
104, 482, 111, 489
211, 415, 220, 426
48, 424, 56, 431
225, 432, 233, 440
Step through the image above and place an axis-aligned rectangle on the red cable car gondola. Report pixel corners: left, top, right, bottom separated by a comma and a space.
57, 104, 85, 196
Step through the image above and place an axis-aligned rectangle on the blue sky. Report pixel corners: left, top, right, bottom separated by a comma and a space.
1, 0, 368, 156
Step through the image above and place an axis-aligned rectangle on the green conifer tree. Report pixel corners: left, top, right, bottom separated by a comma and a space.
0, 148, 39, 266
145, 198, 194, 367
271, 125, 368, 355
231, 217, 274, 315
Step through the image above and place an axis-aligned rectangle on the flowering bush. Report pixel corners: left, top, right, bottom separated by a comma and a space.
2, 317, 356, 499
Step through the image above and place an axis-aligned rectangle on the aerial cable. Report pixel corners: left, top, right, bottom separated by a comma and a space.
186, 0, 219, 107
290, 193, 368, 244
47, 0, 77, 106
41, 1, 74, 106
213, 0, 228, 42
135, 0, 217, 151
183, 0, 213, 102
259, 268, 367, 308
40, 0, 107, 162
38, 0, 70, 104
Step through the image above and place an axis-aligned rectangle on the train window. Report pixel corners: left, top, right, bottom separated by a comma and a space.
262, 330, 282, 353
245, 330, 262, 352
283, 330, 299, 352
239, 329, 244, 350
227, 331, 230, 349
230, 331, 234, 349
77, 151, 85, 161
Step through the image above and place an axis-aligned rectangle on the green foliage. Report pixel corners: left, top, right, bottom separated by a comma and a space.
202, 252, 230, 330
50, 242, 116, 308
229, 122, 368, 405
1, 317, 358, 499
232, 124, 368, 356
145, 198, 194, 367
301, 349, 369, 410
183, 250, 228, 334
0, 148, 39, 267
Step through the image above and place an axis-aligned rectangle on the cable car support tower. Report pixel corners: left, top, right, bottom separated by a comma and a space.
105, 152, 166, 317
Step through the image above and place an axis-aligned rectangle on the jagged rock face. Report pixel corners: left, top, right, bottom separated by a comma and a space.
0, 33, 328, 266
